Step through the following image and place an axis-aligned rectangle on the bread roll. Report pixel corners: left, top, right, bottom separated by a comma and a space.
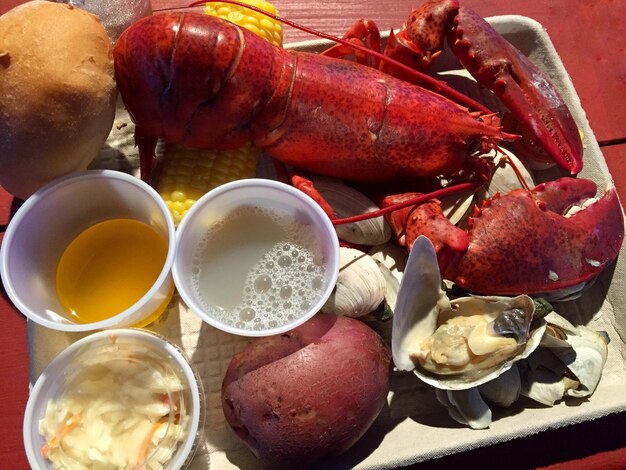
0, 1, 117, 199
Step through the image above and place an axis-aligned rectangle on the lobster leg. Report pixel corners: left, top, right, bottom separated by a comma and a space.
291, 173, 336, 220
320, 19, 382, 69
380, 192, 468, 273
387, 0, 583, 174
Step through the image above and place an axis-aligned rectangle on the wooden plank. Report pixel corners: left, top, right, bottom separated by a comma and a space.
0, 187, 29, 469
0, 296, 28, 470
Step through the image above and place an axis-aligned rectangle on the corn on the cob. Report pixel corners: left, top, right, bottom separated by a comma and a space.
158, 143, 260, 225
157, 1, 283, 225
205, 0, 283, 47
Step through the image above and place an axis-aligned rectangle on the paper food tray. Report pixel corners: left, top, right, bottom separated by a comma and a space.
27, 15, 626, 470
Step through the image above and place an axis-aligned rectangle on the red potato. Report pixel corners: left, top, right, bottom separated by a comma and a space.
222, 313, 392, 465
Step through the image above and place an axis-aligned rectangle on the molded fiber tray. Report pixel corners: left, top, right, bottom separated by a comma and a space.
28, 15, 626, 470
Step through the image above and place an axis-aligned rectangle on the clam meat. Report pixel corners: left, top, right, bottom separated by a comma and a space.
392, 236, 546, 390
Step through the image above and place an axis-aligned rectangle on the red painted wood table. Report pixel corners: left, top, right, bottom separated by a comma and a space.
1, 0, 625, 468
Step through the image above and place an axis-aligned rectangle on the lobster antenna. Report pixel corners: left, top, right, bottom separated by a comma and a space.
330, 181, 483, 226
191, 0, 492, 114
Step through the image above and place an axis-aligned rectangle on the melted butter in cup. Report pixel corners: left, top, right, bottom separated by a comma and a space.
0, 170, 177, 332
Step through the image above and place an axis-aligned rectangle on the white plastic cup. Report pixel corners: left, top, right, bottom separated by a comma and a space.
23, 328, 204, 469
173, 178, 340, 337
0, 170, 176, 332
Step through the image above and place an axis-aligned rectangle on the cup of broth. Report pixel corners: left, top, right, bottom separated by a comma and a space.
0, 170, 176, 332
173, 178, 340, 337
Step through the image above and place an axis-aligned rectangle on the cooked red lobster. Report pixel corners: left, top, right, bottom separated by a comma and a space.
113, 0, 623, 296
115, 10, 515, 182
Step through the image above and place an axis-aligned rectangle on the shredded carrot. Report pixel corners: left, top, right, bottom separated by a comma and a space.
135, 421, 164, 466
158, 393, 170, 405
41, 414, 80, 459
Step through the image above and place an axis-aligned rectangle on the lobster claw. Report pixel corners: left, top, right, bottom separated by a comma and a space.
387, 0, 583, 174
445, 178, 624, 295
449, 7, 583, 174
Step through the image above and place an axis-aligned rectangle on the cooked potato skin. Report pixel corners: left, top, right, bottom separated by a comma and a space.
222, 314, 392, 465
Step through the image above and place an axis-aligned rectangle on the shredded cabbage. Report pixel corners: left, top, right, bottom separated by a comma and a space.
39, 345, 189, 470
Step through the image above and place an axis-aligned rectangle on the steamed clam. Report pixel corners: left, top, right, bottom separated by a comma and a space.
434, 366, 523, 429
311, 176, 392, 246
413, 295, 538, 380
519, 311, 609, 406
321, 247, 386, 318
392, 236, 546, 391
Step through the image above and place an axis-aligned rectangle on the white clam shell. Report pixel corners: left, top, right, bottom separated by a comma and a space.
321, 247, 386, 318
369, 243, 408, 313
392, 236, 546, 390
392, 236, 448, 372
375, 261, 400, 313
478, 365, 521, 408
313, 176, 392, 245
369, 243, 408, 284
435, 388, 492, 430
519, 349, 573, 406
519, 311, 609, 403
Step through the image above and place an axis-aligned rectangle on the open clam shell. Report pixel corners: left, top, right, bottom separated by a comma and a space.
520, 311, 609, 404
392, 236, 547, 390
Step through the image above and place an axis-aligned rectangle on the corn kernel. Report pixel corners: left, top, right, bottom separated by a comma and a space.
205, 0, 283, 47
170, 191, 187, 202
156, 143, 260, 224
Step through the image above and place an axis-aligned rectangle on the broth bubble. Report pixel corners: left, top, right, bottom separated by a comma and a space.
278, 255, 292, 267
312, 276, 324, 290
254, 275, 272, 293
239, 307, 256, 321
280, 285, 292, 299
